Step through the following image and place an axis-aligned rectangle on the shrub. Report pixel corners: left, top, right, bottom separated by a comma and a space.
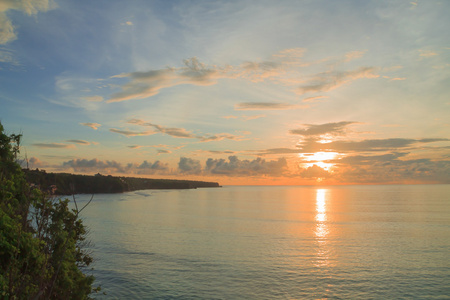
0, 123, 97, 299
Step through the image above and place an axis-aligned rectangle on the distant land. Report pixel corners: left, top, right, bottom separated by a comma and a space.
24, 169, 221, 195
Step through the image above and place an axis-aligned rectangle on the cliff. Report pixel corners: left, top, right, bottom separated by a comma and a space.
23, 169, 221, 195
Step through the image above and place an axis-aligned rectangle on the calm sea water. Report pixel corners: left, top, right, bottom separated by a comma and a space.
74, 185, 450, 299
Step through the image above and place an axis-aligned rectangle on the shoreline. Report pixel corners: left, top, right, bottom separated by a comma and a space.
24, 169, 221, 195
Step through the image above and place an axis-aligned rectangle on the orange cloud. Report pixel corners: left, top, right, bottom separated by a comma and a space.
80, 122, 101, 130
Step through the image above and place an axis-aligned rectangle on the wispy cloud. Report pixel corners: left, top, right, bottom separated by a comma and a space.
80, 122, 101, 130
105, 49, 378, 103
297, 138, 450, 153
242, 114, 266, 121
82, 96, 103, 102
330, 156, 450, 184
419, 50, 438, 57
0, 0, 53, 45
157, 149, 171, 155
32, 143, 76, 149
109, 128, 155, 137
108, 57, 223, 102
66, 139, 90, 145
222, 115, 238, 119
254, 148, 303, 156
198, 133, 243, 142
223, 115, 266, 121
235, 102, 302, 110
127, 144, 184, 150
302, 95, 328, 103
204, 150, 236, 155
296, 67, 379, 95
127, 119, 243, 142
290, 121, 358, 137
128, 119, 196, 138
0, 47, 18, 65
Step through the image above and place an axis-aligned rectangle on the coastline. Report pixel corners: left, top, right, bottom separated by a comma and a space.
23, 169, 221, 195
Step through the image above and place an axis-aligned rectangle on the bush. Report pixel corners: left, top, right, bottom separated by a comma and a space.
0, 123, 97, 299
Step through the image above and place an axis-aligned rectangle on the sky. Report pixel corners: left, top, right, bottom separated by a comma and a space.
1, 0, 449, 185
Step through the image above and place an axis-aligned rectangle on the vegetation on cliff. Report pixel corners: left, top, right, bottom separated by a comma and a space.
24, 169, 221, 195
0, 123, 97, 299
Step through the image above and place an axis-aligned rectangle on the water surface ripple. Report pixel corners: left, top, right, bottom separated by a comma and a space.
74, 185, 450, 299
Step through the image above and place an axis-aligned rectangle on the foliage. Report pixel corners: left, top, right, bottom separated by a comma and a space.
23, 170, 220, 195
0, 123, 97, 299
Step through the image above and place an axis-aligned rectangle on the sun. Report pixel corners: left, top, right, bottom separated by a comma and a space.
300, 152, 339, 170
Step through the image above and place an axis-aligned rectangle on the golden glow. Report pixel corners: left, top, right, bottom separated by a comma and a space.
315, 189, 327, 224
314, 189, 330, 267
301, 151, 338, 170
318, 139, 333, 144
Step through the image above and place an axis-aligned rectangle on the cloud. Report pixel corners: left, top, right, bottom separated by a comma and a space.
290, 121, 357, 137
223, 115, 265, 121
330, 156, 450, 184
302, 95, 328, 103
240, 61, 284, 81
242, 114, 266, 121
205, 156, 288, 176
299, 165, 330, 179
32, 143, 75, 149
80, 122, 101, 130
0, 46, 18, 65
204, 150, 236, 155
128, 118, 196, 138
0, 14, 15, 44
419, 50, 438, 57
108, 57, 223, 102
0, 0, 53, 44
198, 133, 243, 142
297, 66, 379, 95
128, 118, 243, 142
104, 49, 378, 103
66, 139, 90, 145
297, 138, 450, 153
133, 160, 169, 174
27, 156, 45, 168
152, 125, 195, 138
109, 128, 155, 137
344, 50, 367, 62
255, 147, 303, 155
235, 102, 302, 110
157, 149, 171, 154
82, 96, 103, 102
331, 152, 408, 165
63, 158, 121, 171
178, 157, 202, 175
62, 158, 169, 175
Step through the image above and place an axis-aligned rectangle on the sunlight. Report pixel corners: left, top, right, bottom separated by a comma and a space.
314, 188, 330, 267
301, 151, 339, 170
315, 189, 327, 222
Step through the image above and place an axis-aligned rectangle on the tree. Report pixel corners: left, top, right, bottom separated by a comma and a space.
0, 123, 97, 299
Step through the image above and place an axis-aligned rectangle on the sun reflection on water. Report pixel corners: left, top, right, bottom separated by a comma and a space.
314, 188, 331, 267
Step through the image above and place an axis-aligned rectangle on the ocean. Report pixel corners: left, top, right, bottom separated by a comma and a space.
74, 185, 450, 299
